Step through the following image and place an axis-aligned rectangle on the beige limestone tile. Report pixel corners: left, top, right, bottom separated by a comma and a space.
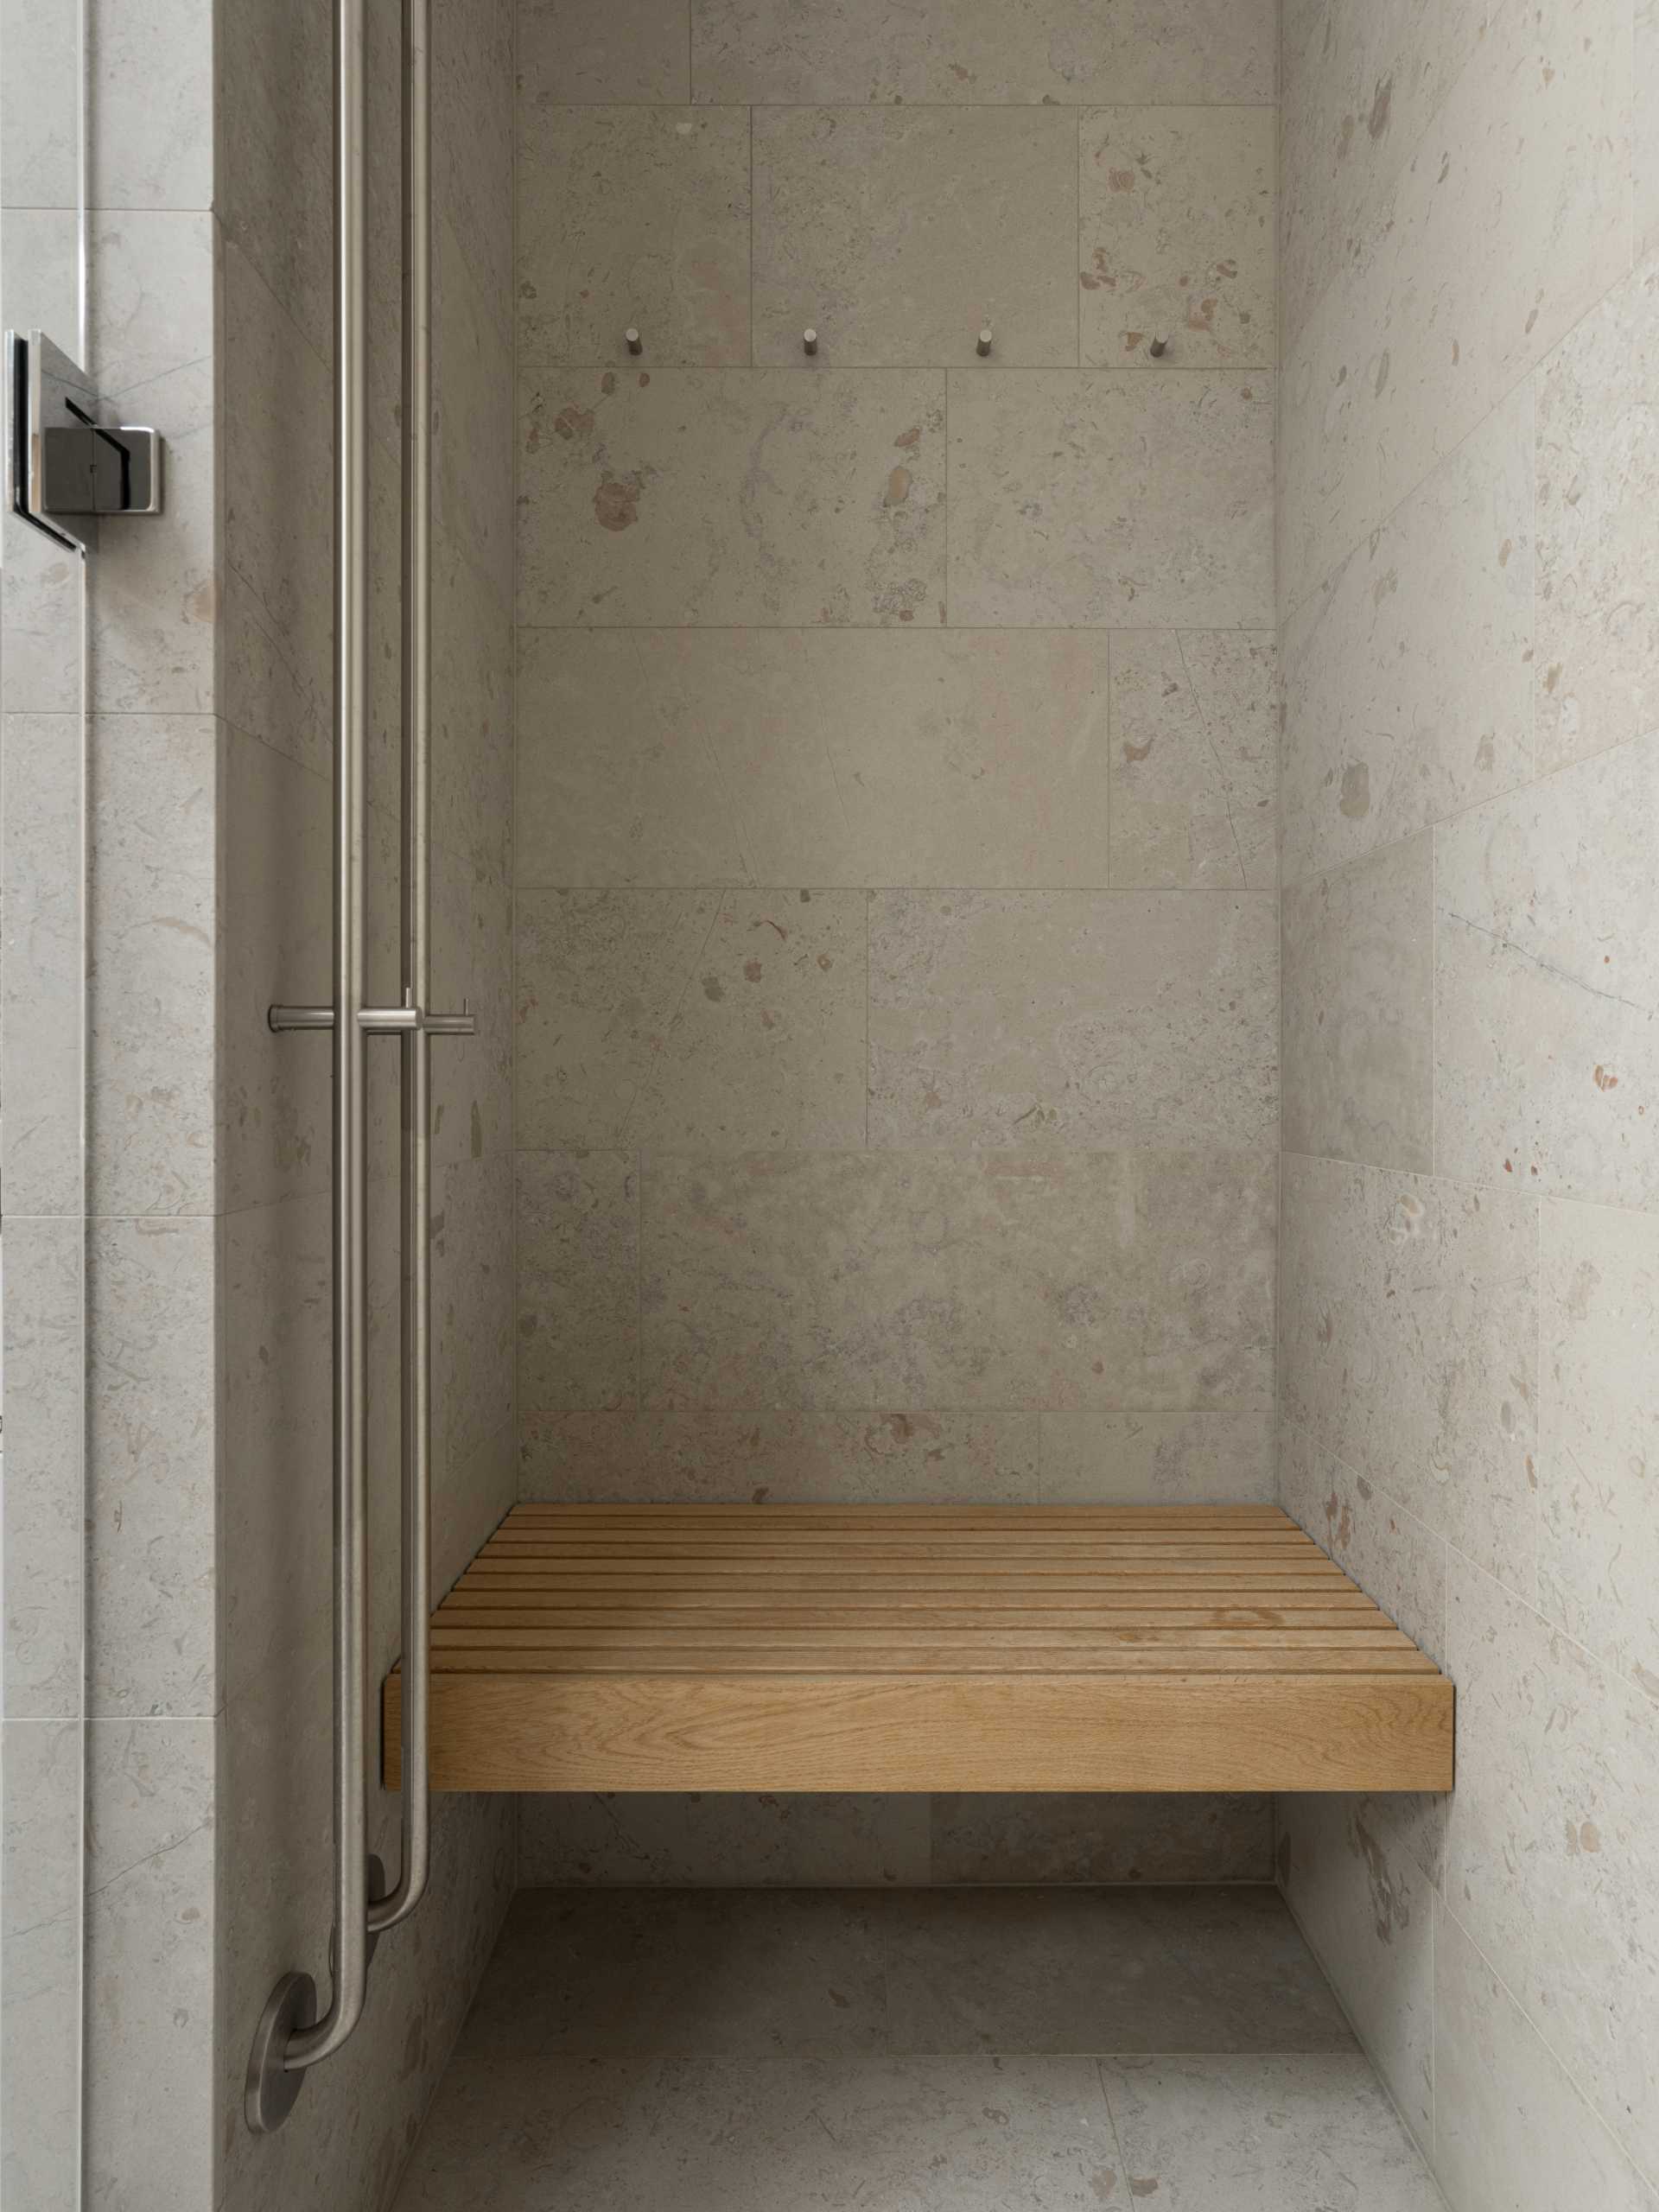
1278, 1420, 1446, 1667
884, 1887, 1351, 2056
518, 107, 750, 368
1080, 107, 1275, 369
435, 1153, 518, 1480
1276, 1794, 1435, 2147
519, 0, 692, 105
85, 1718, 216, 2210
1108, 632, 1277, 891
1038, 1408, 1276, 1503
433, 526, 514, 880
1, 0, 79, 203
86, 0, 213, 210
223, 732, 333, 1212
1641, 4, 1659, 257
518, 1794, 931, 1886
1, 1718, 81, 2212
1280, 1154, 1538, 1590
430, 846, 513, 1174
435, 0, 514, 339
87, 1219, 218, 1719
516, 887, 866, 1151
86, 715, 221, 1217
949, 371, 1274, 628
1441, 1557, 1659, 2184
223, 1194, 332, 1709
642, 1164, 1274, 1417
753, 107, 1077, 369
217, 0, 333, 360
1281, 833, 1433, 1173
461, 1890, 890, 2057
928, 1794, 1272, 1884
518, 367, 946, 626
868, 888, 1278, 1151
518, 1406, 1038, 1502
1281, 384, 1535, 885
436, 207, 515, 605
2, 714, 86, 1218
1434, 730, 1659, 1211
1280, 0, 1632, 617
2, 1222, 84, 1721
515, 627, 1113, 890
223, 242, 334, 775
642, 1151, 887, 1407
396, 2053, 1131, 2209
1100, 2055, 1441, 2209
1278, 0, 1496, 362
863, 1149, 1277, 1412
691, 0, 1276, 105
517, 1149, 640, 1411
1434, 1899, 1659, 2212
1540, 1198, 1659, 1692
1535, 257, 1659, 774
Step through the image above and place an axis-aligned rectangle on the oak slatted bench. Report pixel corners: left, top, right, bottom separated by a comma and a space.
382, 1503, 1453, 1796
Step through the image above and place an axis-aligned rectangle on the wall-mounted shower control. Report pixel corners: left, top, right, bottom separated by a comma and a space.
6, 328, 163, 551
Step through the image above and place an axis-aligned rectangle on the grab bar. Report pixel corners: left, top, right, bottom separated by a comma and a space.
247, 0, 470, 2133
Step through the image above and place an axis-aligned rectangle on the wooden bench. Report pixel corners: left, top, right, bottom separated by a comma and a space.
383, 1503, 1453, 1795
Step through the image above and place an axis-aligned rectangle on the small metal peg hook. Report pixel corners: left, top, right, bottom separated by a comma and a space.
976, 327, 993, 358
803, 327, 818, 356
626, 327, 642, 355
1147, 335, 1168, 359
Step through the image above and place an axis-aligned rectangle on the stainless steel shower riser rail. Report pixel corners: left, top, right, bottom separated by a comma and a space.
247, 0, 473, 2137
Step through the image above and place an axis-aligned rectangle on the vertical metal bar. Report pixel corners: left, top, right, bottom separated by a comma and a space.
286, 0, 370, 2069
371, 0, 433, 1935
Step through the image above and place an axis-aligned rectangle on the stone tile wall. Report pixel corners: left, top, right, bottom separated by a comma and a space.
512, 0, 1281, 1883
1276, 2, 1659, 2202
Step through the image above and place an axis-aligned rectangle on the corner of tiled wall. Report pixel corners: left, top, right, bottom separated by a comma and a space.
1274, 0, 1659, 2200
508, 0, 1283, 1891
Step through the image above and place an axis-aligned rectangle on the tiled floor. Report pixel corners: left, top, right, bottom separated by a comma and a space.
393, 1886, 1446, 2209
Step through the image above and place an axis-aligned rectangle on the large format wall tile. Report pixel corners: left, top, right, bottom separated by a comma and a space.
1, 1221, 84, 1720
518, 108, 751, 366
516, 627, 1113, 889
518, 368, 946, 626
87, 1218, 217, 1719
1, 714, 85, 1217
1434, 1900, 1659, 2212
1539, 1198, 1659, 1691
930, 1794, 1272, 1884
1108, 632, 1277, 890
86, 715, 220, 1217
1, 1717, 81, 2212
1535, 257, 1659, 774
753, 108, 1077, 368
520, 0, 692, 104
1279, 1421, 1446, 1668
1281, 385, 1535, 884
1079, 106, 1275, 368
1441, 1559, 1659, 2183
1642, 2, 1659, 257
1280, 1154, 1538, 1590
1277, 0, 1494, 363
1280, 0, 1632, 616
517, 887, 867, 1150
868, 888, 1278, 1150
1435, 730, 1659, 1211
520, 1406, 1039, 1502
517, 1149, 640, 1412
691, 0, 1277, 104
1039, 1409, 1276, 1503
1277, 1792, 1435, 2146
1281, 834, 1433, 1173
949, 372, 1274, 628
642, 1149, 1276, 1412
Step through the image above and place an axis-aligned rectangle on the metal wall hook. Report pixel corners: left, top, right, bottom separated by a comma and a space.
976, 327, 993, 358
803, 327, 817, 356
626, 327, 642, 355
1148, 335, 1169, 359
